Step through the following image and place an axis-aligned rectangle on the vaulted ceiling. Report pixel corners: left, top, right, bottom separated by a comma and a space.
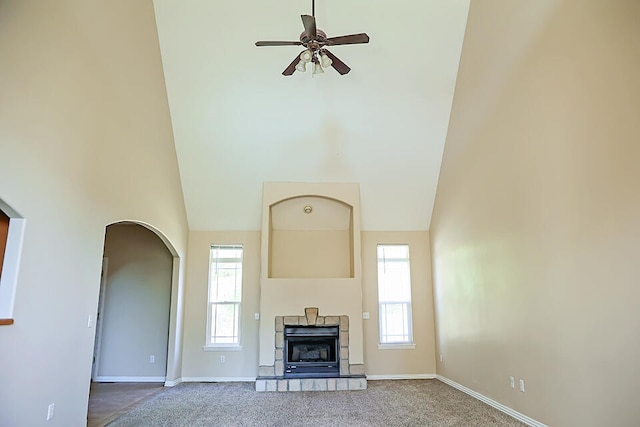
152, 0, 470, 231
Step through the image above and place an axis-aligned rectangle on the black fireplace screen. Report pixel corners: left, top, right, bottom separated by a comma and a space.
290, 341, 332, 362
284, 325, 339, 378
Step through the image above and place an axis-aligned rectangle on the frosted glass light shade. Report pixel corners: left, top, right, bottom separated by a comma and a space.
320, 54, 332, 68
299, 50, 312, 63
295, 60, 307, 72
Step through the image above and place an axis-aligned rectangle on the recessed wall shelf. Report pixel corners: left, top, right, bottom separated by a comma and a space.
269, 195, 354, 279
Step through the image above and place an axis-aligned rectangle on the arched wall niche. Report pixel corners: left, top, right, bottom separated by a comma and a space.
269, 195, 354, 278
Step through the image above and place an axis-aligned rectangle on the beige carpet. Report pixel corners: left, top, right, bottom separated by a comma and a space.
108, 379, 525, 426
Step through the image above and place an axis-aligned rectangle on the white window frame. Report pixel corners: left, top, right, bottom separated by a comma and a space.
0, 199, 26, 322
377, 244, 415, 349
205, 244, 243, 350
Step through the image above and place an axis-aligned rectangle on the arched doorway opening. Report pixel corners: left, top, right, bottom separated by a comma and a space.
88, 221, 178, 425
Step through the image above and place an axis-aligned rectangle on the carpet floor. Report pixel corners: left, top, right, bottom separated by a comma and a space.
108, 379, 526, 426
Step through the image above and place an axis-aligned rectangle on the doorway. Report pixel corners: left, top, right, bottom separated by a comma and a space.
88, 222, 174, 423
87, 222, 177, 425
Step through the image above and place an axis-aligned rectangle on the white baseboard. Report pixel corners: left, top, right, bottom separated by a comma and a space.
94, 376, 166, 383
182, 375, 436, 382
367, 374, 436, 380
181, 377, 256, 383
164, 378, 182, 387
436, 375, 547, 427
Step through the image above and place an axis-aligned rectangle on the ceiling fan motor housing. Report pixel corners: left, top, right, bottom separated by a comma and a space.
300, 29, 326, 45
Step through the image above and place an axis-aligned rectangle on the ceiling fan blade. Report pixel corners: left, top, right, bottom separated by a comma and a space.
255, 41, 303, 47
282, 53, 302, 76
301, 14, 317, 40
325, 33, 370, 46
322, 49, 351, 75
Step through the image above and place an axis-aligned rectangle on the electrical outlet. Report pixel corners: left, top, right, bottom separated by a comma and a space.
150, 355, 155, 363
519, 379, 525, 392
47, 403, 55, 421
510, 376, 515, 388
254, 312, 260, 320
362, 312, 370, 319
220, 355, 225, 363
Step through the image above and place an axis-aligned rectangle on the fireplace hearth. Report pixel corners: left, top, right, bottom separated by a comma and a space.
284, 325, 339, 378
256, 308, 366, 392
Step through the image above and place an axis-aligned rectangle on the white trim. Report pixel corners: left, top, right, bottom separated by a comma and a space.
203, 345, 243, 352
94, 376, 166, 383
436, 375, 547, 427
164, 378, 182, 387
182, 377, 256, 383
367, 374, 435, 380
91, 257, 109, 382
165, 257, 182, 391
377, 343, 416, 350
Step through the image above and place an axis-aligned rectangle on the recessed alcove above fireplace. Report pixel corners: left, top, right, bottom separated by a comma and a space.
269, 196, 354, 278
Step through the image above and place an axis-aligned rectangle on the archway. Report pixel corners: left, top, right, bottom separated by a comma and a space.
87, 221, 179, 425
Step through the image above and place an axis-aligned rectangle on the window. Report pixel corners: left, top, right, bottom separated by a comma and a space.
0, 209, 9, 279
207, 245, 243, 347
377, 244, 413, 345
0, 199, 26, 324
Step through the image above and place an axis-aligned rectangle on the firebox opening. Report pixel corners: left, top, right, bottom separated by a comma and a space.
284, 325, 340, 378
290, 341, 333, 362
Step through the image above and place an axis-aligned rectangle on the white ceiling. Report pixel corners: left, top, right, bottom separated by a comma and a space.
152, 0, 470, 231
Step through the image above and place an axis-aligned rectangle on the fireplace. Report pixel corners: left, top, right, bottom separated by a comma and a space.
256, 308, 366, 392
284, 325, 339, 378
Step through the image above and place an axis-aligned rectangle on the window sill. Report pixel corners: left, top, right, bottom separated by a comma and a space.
378, 343, 415, 350
0, 318, 14, 326
203, 345, 243, 352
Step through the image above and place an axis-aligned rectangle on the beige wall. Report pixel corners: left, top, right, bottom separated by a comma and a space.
183, 229, 436, 379
181, 231, 261, 379
270, 230, 352, 278
0, 1, 188, 425
430, 1, 640, 426
362, 231, 436, 377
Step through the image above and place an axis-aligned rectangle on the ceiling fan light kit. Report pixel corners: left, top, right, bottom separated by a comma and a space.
294, 49, 333, 74
255, 0, 369, 76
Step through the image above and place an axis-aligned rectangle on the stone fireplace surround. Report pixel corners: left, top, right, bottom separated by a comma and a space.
256, 307, 366, 392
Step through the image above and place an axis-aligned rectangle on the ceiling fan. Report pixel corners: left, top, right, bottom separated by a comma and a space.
255, 0, 370, 76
